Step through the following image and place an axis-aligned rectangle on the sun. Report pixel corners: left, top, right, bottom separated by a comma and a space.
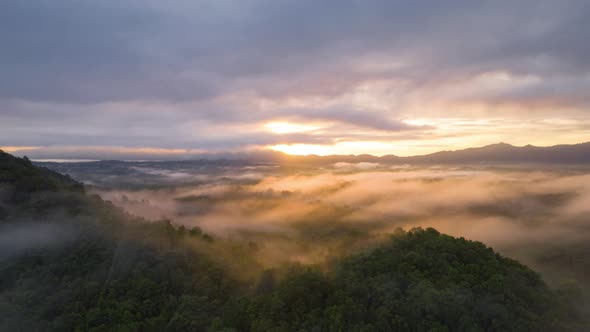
268, 144, 332, 156
268, 141, 400, 156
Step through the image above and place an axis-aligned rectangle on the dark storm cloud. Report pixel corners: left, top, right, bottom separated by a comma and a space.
1, 0, 589, 152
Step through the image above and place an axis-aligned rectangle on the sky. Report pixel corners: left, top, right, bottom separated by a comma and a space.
1, 0, 590, 159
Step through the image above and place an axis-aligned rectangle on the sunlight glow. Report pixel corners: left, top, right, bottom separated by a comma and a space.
0, 146, 40, 153
269, 144, 333, 156
269, 141, 397, 156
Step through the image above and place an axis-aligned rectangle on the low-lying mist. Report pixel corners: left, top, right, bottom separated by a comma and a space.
80, 162, 590, 287
0, 222, 79, 262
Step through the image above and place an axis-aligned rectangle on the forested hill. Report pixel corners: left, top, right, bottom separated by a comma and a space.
0, 150, 585, 331
0, 150, 82, 193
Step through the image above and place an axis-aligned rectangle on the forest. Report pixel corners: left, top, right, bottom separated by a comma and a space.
0, 150, 586, 331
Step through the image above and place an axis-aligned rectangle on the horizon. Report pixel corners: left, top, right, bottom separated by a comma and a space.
4, 140, 590, 162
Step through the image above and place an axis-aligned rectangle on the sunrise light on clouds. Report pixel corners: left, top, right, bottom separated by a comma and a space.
0, 1, 589, 159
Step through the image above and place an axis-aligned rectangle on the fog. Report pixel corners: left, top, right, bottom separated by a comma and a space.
77, 162, 590, 286
0, 222, 79, 262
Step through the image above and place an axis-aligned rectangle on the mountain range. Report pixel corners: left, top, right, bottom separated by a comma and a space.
7, 141, 590, 165
281, 141, 590, 165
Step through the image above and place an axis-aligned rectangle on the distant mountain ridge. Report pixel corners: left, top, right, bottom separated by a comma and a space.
282, 141, 590, 164
21, 141, 590, 165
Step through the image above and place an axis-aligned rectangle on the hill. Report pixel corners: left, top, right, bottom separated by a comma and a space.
278, 142, 590, 165
404, 142, 590, 164
0, 150, 585, 331
227, 227, 582, 331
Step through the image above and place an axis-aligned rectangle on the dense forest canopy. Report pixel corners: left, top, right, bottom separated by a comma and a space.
0, 150, 586, 331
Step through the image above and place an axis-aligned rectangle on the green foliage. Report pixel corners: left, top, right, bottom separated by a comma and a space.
0, 218, 238, 331
0, 151, 83, 197
214, 228, 582, 332
0, 151, 585, 331
0, 151, 85, 219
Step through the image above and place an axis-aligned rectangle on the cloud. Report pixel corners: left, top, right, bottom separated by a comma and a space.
2, 0, 589, 103
1, 0, 590, 154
